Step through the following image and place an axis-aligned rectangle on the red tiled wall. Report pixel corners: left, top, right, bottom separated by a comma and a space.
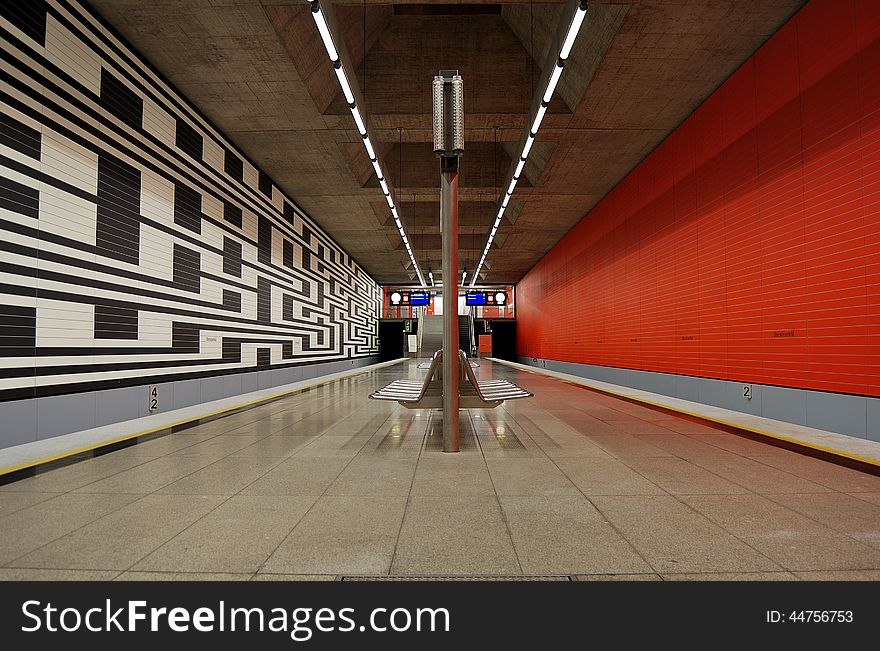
516, 0, 880, 397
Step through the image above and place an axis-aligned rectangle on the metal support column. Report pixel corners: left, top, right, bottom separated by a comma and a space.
441, 165, 460, 452
432, 69, 464, 453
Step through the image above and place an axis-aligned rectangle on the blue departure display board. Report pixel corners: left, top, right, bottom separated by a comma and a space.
466, 290, 507, 306
391, 289, 504, 308
390, 290, 431, 306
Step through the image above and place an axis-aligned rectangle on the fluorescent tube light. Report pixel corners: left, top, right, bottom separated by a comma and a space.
335, 64, 354, 104
543, 63, 563, 103
351, 107, 367, 136
530, 103, 547, 135
559, 7, 587, 60
522, 135, 535, 159
311, 7, 338, 62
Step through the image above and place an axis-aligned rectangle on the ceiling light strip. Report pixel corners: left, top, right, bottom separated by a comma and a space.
469, 0, 588, 287
310, 1, 426, 286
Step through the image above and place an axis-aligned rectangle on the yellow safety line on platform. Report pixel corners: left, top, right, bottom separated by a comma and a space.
0, 359, 406, 478
492, 358, 880, 469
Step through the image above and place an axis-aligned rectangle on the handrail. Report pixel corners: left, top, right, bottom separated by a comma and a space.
417, 307, 424, 353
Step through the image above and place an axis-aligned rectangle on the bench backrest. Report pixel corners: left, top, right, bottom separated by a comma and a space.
415, 349, 442, 398
459, 349, 483, 394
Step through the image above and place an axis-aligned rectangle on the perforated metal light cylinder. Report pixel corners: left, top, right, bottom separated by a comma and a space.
450, 75, 464, 154
432, 76, 445, 154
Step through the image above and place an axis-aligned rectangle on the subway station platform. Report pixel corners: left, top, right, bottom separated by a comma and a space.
1, 360, 879, 582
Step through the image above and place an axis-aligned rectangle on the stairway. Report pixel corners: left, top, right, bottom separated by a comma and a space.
419, 315, 443, 358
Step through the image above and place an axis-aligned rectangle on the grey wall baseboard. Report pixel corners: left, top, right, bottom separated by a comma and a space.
0, 357, 381, 450
516, 357, 880, 443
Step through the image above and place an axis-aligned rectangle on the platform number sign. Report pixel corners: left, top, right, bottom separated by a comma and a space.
742, 384, 752, 401
148, 385, 159, 411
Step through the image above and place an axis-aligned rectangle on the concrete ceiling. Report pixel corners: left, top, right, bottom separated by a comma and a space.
90, 0, 806, 285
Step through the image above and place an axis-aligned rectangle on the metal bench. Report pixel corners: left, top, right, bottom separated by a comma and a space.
369, 349, 443, 408
458, 349, 532, 407
369, 349, 531, 409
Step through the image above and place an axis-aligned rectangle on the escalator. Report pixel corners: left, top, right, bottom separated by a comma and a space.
458, 314, 474, 357
419, 315, 443, 357
421, 313, 474, 358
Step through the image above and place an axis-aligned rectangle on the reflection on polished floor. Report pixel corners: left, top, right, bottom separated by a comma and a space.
1, 360, 879, 581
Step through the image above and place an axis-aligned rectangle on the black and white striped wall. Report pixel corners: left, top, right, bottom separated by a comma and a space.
0, 0, 382, 448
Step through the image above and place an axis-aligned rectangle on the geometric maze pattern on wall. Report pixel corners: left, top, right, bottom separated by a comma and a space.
0, 0, 380, 402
